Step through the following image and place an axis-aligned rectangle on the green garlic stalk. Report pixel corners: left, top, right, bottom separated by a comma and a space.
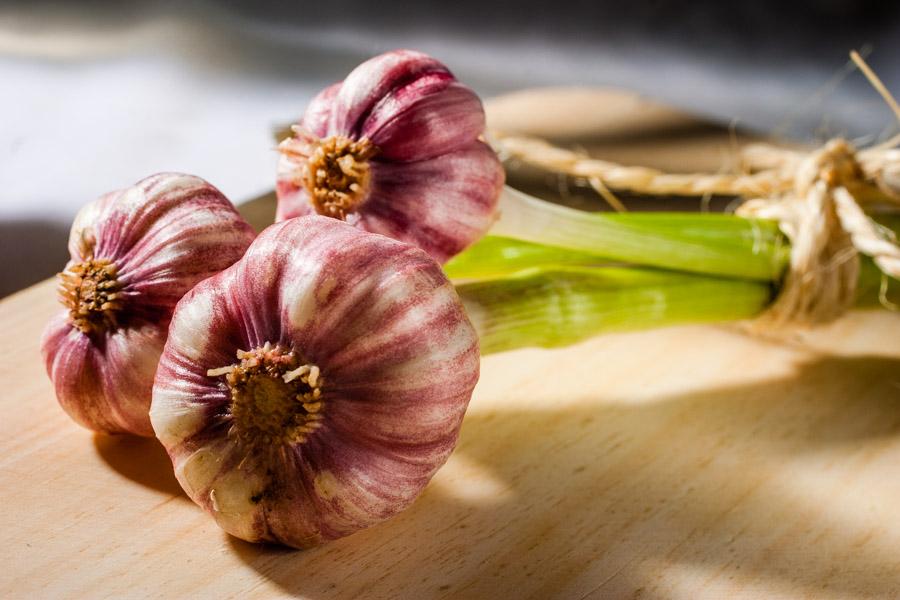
491, 186, 791, 281
448, 232, 897, 355
458, 265, 772, 354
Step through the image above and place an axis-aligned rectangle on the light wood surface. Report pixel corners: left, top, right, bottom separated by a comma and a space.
2, 90, 900, 599
3, 280, 900, 599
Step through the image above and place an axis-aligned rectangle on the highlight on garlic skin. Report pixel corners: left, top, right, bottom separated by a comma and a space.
41, 173, 256, 436
276, 49, 505, 263
150, 216, 480, 548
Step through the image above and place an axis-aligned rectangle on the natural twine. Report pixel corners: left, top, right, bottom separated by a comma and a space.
491, 52, 900, 327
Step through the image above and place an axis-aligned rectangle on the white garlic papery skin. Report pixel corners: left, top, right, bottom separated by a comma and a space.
276, 49, 505, 263
150, 216, 480, 548
41, 173, 256, 436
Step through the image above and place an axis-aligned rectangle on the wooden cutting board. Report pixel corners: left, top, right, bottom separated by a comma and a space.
2, 89, 900, 600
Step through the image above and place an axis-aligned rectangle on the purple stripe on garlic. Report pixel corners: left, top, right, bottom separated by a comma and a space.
276, 49, 504, 263
150, 216, 480, 548
41, 173, 256, 436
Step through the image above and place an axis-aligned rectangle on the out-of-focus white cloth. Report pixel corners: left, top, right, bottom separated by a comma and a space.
1, 0, 898, 295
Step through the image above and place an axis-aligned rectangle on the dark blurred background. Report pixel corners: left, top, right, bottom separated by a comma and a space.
1, 0, 899, 296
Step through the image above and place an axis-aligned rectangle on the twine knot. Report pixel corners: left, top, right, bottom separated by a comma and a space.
723, 47, 900, 327
737, 139, 869, 326
794, 139, 862, 196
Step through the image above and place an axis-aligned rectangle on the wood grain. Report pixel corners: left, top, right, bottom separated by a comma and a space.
3, 278, 900, 599
2, 89, 899, 599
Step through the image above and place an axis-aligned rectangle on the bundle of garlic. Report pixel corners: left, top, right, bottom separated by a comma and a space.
41, 174, 255, 436
40, 47, 900, 552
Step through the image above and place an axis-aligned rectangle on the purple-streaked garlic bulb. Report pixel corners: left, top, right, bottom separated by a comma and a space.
41, 173, 256, 436
276, 49, 505, 263
150, 216, 479, 547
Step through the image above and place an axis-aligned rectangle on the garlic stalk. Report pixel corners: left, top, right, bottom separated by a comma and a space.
444, 235, 605, 281
276, 49, 504, 263
150, 216, 479, 548
41, 173, 256, 436
449, 232, 899, 354
491, 186, 791, 281
458, 265, 773, 354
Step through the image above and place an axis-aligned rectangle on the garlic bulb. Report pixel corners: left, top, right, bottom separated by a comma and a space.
276, 49, 504, 263
41, 173, 256, 436
150, 216, 479, 547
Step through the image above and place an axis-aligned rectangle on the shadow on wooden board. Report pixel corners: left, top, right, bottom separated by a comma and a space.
93, 434, 187, 500
238, 190, 278, 233
224, 354, 900, 599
